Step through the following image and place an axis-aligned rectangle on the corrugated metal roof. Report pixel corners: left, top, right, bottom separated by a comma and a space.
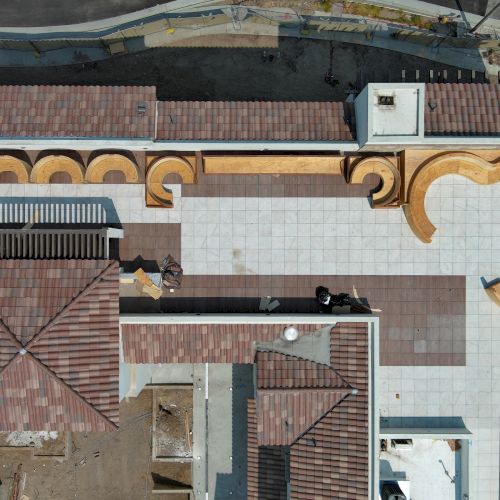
0, 260, 119, 431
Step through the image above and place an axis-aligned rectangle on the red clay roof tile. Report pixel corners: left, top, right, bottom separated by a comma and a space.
425, 83, 500, 136
0, 260, 119, 431
0, 85, 156, 139
122, 320, 369, 498
156, 100, 356, 142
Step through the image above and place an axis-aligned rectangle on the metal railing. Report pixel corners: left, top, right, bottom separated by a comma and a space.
0, 200, 107, 224
0, 228, 110, 259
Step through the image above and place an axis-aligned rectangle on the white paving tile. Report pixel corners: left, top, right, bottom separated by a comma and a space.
16, 175, 500, 498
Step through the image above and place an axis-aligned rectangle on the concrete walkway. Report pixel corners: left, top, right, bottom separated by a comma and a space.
365, 0, 500, 27
0, 4, 494, 75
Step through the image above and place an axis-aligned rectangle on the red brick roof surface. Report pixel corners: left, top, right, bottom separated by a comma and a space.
289, 322, 369, 499
256, 388, 350, 446
156, 100, 356, 141
0, 85, 156, 138
0, 260, 119, 431
121, 323, 321, 364
0, 84, 496, 140
425, 83, 500, 136
123, 320, 369, 498
256, 350, 349, 390
249, 322, 369, 499
247, 399, 288, 500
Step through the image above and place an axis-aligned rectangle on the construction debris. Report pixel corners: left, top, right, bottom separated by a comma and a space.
134, 268, 163, 300
160, 255, 183, 289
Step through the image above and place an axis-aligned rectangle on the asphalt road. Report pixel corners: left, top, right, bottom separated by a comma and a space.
0, 39, 481, 101
0, 0, 172, 27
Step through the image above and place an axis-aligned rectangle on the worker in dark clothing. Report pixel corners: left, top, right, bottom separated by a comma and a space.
316, 286, 351, 312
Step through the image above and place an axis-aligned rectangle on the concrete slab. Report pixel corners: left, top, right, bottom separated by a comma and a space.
380, 438, 458, 500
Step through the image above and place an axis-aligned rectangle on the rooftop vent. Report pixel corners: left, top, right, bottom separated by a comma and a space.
378, 95, 395, 106
137, 102, 147, 114
281, 326, 299, 342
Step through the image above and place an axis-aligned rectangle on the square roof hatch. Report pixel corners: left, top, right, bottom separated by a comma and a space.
372, 88, 420, 137
354, 83, 425, 147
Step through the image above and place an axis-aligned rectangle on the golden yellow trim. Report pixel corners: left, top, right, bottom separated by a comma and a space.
404, 152, 500, 243
349, 156, 401, 207
203, 155, 343, 175
86, 154, 139, 183
0, 155, 31, 183
145, 156, 196, 208
31, 155, 85, 184
485, 282, 500, 307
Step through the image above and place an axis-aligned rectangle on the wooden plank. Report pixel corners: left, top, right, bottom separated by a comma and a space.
203, 155, 344, 175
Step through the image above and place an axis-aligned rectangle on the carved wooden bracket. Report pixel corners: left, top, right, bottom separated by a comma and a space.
403, 152, 500, 243
0, 155, 31, 183
31, 155, 85, 184
86, 154, 139, 183
145, 156, 196, 208
348, 156, 401, 208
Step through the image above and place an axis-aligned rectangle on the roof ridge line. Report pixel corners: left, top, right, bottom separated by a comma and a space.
256, 346, 330, 365
259, 386, 350, 393
290, 390, 353, 446
0, 319, 23, 351
25, 351, 117, 431
257, 346, 352, 388
25, 261, 118, 350
0, 321, 24, 378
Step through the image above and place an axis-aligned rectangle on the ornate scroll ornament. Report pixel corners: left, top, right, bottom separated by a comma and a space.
145, 156, 196, 208
86, 154, 139, 183
0, 155, 31, 183
349, 156, 401, 207
31, 155, 85, 184
404, 152, 500, 243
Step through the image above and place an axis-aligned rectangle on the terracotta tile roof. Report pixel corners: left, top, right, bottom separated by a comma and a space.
256, 389, 350, 446
156, 101, 356, 141
425, 83, 500, 136
289, 323, 369, 499
256, 350, 349, 390
255, 350, 352, 446
247, 399, 288, 500
249, 322, 369, 499
123, 320, 370, 497
0, 85, 156, 139
0, 260, 119, 431
121, 323, 321, 364
0, 260, 111, 345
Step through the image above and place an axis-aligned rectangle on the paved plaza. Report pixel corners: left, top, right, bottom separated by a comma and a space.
2, 170, 499, 498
